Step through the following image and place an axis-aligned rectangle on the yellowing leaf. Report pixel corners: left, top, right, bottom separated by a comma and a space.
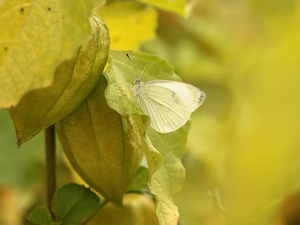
137, 0, 185, 16
145, 125, 189, 225
8, 14, 110, 146
0, 0, 103, 108
95, 1, 157, 50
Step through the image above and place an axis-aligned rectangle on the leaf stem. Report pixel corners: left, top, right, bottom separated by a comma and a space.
45, 125, 56, 220
98, 198, 109, 209
83, 198, 109, 224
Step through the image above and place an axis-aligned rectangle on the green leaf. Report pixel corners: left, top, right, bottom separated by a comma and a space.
52, 183, 99, 225
26, 206, 53, 225
8, 14, 110, 146
57, 76, 144, 204
106, 50, 182, 117
0, 0, 104, 108
127, 166, 150, 191
137, 0, 185, 16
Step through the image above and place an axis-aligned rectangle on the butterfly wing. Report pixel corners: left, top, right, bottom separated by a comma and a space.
135, 80, 205, 133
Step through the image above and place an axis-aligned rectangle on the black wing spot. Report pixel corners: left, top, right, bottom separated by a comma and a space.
20, 7, 24, 13
198, 91, 206, 104
172, 92, 181, 104
48, 7, 51, 11
4, 47, 7, 51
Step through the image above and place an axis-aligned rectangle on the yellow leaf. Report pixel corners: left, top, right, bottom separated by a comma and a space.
0, 0, 103, 108
137, 0, 185, 16
95, 1, 157, 50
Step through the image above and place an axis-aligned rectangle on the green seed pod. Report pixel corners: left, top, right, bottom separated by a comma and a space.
57, 76, 144, 204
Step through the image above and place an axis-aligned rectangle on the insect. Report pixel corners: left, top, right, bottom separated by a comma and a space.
127, 54, 206, 133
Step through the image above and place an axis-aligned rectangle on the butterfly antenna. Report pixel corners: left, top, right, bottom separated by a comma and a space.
126, 54, 138, 76
126, 54, 145, 80
140, 67, 146, 79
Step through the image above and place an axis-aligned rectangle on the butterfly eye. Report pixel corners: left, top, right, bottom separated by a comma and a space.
134, 78, 141, 85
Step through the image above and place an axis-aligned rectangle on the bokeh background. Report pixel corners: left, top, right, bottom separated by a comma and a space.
1, 0, 300, 224
141, 1, 300, 225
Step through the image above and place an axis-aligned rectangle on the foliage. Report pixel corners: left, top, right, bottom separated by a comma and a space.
27, 183, 100, 225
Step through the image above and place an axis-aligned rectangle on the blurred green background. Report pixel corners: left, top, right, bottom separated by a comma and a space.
2, 0, 300, 224
0, 110, 71, 224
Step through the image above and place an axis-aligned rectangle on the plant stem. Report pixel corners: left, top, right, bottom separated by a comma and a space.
45, 125, 56, 220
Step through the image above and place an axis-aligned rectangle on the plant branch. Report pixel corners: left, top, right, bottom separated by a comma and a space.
45, 125, 56, 220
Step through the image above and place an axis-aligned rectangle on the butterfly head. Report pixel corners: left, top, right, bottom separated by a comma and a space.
134, 78, 141, 85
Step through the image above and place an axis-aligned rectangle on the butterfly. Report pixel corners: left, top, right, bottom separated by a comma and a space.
132, 74, 206, 133
126, 54, 205, 133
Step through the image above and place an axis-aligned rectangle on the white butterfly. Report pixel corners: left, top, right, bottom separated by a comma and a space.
132, 77, 206, 133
